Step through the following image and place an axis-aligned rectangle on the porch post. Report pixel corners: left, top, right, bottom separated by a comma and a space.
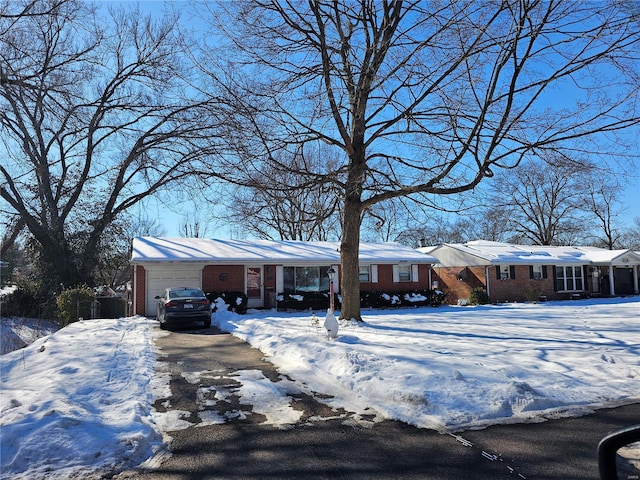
633, 265, 639, 294
609, 264, 616, 296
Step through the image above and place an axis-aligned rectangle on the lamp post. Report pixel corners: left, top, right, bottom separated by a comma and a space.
327, 267, 335, 313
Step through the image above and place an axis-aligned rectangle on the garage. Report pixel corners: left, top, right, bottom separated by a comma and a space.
145, 266, 203, 316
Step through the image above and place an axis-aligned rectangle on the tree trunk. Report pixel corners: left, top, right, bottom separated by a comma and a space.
340, 196, 363, 321
339, 151, 366, 321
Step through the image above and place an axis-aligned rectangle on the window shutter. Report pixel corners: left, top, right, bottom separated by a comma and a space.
496, 266, 501, 280
542, 266, 548, 279
393, 265, 400, 283
371, 265, 378, 283
529, 266, 534, 279
412, 264, 419, 283
510, 266, 516, 279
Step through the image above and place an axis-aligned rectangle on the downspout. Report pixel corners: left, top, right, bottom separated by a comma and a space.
633, 264, 639, 294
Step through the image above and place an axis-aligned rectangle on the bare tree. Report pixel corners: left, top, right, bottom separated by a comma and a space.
197, 0, 640, 320
225, 145, 342, 241
94, 214, 168, 290
0, 1, 218, 294
487, 156, 595, 245
179, 211, 211, 238
622, 216, 640, 250
583, 180, 625, 249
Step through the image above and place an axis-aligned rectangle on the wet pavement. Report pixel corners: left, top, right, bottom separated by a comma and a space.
116, 325, 640, 480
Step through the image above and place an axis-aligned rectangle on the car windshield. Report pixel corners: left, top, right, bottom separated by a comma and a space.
168, 288, 204, 299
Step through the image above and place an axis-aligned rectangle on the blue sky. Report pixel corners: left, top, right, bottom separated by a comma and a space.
109, 1, 640, 238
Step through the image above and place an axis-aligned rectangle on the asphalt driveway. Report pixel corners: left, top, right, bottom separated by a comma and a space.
116, 325, 640, 480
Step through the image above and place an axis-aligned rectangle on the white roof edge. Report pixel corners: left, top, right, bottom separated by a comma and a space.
131, 237, 438, 264
424, 240, 640, 266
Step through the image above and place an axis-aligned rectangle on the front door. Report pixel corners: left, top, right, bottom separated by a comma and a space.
614, 267, 634, 295
246, 267, 263, 308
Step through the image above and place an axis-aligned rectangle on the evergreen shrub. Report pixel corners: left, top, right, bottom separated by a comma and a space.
469, 287, 490, 305
207, 291, 248, 314
0, 287, 40, 318
56, 285, 96, 325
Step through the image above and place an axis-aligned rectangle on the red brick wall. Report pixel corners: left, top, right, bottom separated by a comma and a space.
432, 266, 487, 304
488, 265, 556, 303
134, 265, 146, 316
202, 265, 245, 293
433, 265, 561, 304
361, 264, 431, 292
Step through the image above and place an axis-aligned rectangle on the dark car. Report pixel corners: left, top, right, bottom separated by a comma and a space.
155, 287, 212, 330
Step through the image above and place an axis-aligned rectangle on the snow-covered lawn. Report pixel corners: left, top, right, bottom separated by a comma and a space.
0, 317, 167, 480
214, 297, 640, 431
1, 297, 638, 478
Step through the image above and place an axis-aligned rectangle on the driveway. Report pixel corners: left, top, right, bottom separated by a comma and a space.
116, 325, 640, 480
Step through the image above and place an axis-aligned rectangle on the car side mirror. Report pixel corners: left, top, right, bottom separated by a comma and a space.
154, 295, 161, 299
598, 424, 640, 480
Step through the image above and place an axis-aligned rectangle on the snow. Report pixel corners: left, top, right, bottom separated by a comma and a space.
213, 297, 640, 432
130, 236, 438, 264
0, 317, 167, 479
423, 240, 640, 265
1, 297, 639, 478
0, 317, 60, 354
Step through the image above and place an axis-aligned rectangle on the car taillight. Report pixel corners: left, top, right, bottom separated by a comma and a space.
165, 300, 179, 307
196, 300, 210, 306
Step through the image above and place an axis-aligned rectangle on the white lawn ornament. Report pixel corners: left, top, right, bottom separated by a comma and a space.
324, 308, 339, 340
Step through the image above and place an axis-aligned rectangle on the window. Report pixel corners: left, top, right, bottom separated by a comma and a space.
359, 265, 370, 282
531, 265, 543, 280
555, 265, 584, 292
393, 264, 417, 283
283, 266, 331, 293
398, 264, 411, 282
496, 265, 515, 280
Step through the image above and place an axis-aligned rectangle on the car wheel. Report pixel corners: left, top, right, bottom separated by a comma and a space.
157, 310, 168, 329
203, 317, 211, 328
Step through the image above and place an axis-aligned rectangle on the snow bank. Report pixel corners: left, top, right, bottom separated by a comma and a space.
213, 297, 640, 432
0, 317, 165, 479
1, 317, 61, 354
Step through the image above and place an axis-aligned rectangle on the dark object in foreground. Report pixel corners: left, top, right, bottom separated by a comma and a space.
155, 287, 211, 330
598, 424, 640, 480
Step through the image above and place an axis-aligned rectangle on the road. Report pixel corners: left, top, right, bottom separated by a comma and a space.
116, 324, 640, 480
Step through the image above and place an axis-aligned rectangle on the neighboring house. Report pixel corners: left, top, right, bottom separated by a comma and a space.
131, 237, 438, 316
420, 240, 640, 304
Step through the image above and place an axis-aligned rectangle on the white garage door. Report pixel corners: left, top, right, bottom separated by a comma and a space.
146, 267, 202, 316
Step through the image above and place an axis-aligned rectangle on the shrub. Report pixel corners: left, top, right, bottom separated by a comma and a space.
0, 286, 40, 318
360, 289, 446, 308
276, 291, 339, 311
469, 287, 490, 305
207, 291, 248, 314
56, 285, 96, 325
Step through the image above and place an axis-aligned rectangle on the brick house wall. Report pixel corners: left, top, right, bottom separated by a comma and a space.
360, 264, 431, 291
202, 265, 245, 293
489, 265, 556, 303
431, 266, 486, 304
134, 265, 146, 315
433, 264, 569, 304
